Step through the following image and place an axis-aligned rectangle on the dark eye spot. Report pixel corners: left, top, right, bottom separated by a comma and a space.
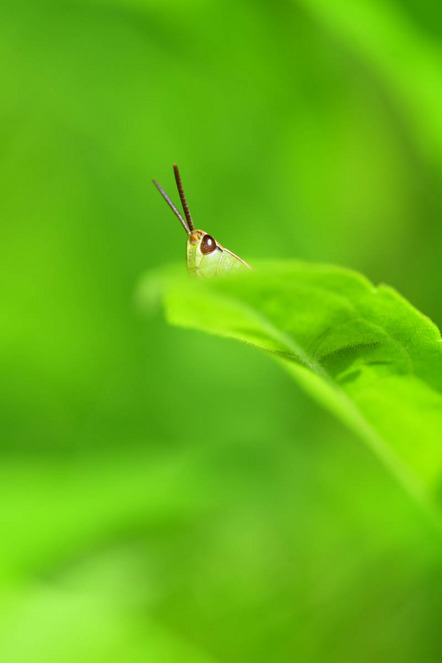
201, 234, 217, 254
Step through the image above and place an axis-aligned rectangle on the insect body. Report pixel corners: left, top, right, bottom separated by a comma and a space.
153, 165, 252, 277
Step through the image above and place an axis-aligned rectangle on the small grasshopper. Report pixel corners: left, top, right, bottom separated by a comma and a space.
153, 164, 252, 277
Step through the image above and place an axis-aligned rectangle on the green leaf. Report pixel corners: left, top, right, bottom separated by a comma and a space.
297, 0, 442, 171
140, 261, 442, 528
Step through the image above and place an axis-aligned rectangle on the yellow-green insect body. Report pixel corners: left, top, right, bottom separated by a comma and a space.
153, 165, 252, 277
186, 229, 251, 277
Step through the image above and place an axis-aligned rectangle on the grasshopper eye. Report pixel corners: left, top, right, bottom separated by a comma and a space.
201, 234, 217, 255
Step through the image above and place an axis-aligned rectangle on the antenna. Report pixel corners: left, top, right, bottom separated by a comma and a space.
152, 178, 190, 235
173, 164, 195, 232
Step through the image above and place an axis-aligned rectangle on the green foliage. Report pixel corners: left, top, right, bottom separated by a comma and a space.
2, 0, 442, 660
144, 262, 442, 523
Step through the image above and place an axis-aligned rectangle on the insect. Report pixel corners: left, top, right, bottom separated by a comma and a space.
153, 164, 252, 277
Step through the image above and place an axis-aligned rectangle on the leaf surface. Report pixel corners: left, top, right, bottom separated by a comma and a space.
141, 261, 442, 524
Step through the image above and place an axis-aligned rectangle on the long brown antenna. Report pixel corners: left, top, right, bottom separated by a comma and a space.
173, 164, 195, 232
152, 179, 190, 235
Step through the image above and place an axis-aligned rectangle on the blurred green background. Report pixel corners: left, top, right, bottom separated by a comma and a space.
2, 0, 442, 660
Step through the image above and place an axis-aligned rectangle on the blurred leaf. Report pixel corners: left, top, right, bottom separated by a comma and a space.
297, 0, 442, 170
0, 584, 214, 663
141, 261, 442, 526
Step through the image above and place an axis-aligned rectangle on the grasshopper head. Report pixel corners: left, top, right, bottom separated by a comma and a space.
189, 230, 218, 254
